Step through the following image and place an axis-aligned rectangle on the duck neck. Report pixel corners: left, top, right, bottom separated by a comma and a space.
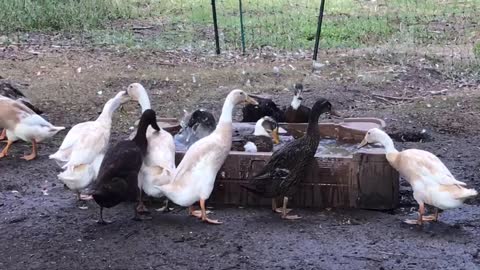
254, 122, 269, 137
138, 90, 151, 112
291, 95, 301, 110
97, 98, 121, 125
133, 122, 150, 155
218, 98, 234, 125
214, 97, 235, 141
379, 135, 398, 154
305, 110, 321, 140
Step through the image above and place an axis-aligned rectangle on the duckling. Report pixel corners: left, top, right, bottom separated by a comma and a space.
231, 116, 280, 152
241, 95, 285, 122
0, 96, 64, 160
284, 83, 311, 123
241, 99, 336, 219
92, 109, 160, 224
49, 91, 130, 202
153, 89, 258, 224
174, 109, 216, 149
358, 128, 478, 225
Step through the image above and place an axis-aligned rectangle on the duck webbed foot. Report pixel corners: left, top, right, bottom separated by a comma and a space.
423, 208, 440, 222
200, 199, 222, 225
136, 201, 150, 214
21, 140, 37, 161
0, 140, 14, 159
189, 206, 203, 218
280, 197, 301, 220
133, 204, 152, 221
96, 207, 112, 225
405, 202, 436, 225
157, 199, 171, 213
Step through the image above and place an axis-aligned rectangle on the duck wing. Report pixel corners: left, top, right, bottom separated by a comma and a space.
145, 128, 176, 174
254, 138, 307, 178
243, 138, 313, 197
62, 124, 110, 169
96, 141, 143, 183
172, 136, 228, 186
400, 149, 466, 186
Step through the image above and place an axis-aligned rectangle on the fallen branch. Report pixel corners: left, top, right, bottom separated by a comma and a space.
429, 89, 449, 95
132, 26, 154, 30
372, 93, 420, 101
342, 255, 384, 262
371, 95, 395, 104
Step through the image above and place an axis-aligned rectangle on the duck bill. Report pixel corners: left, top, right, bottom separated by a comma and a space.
357, 137, 368, 149
271, 128, 280, 144
245, 95, 259, 105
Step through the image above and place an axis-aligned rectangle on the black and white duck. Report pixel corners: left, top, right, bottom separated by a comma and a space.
92, 109, 160, 224
241, 95, 285, 123
241, 99, 336, 219
284, 83, 311, 123
174, 109, 216, 149
231, 116, 280, 152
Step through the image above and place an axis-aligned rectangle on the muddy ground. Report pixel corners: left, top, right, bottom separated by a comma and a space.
0, 45, 479, 270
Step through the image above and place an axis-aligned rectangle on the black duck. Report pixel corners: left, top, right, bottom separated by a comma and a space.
241, 95, 285, 122
92, 109, 159, 224
241, 99, 336, 219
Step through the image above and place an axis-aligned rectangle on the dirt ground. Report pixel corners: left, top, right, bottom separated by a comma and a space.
0, 45, 479, 270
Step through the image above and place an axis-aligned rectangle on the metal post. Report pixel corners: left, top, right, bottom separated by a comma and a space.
313, 0, 326, 61
211, 0, 221, 54
239, 0, 246, 54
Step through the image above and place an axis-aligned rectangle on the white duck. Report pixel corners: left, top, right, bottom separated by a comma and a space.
0, 81, 43, 140
0, 96, 64, 160
126, 83, 176, 213
358, 128, 478, 225
49, 91, 130, 200
153, 89, 258, 224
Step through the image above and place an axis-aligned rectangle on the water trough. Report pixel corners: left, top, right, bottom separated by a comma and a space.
158, 118, 399, 210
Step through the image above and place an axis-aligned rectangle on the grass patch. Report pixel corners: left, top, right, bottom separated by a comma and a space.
474, 43, 480, 59
0, 0, 134, 32
0, 0, 478, 53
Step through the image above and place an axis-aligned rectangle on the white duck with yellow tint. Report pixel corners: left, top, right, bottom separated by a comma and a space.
0, 96, 64, 160
49, 91, 131, 201
358, 128, 477, 225
126, 83, 177, 213
153, 89, 258, 224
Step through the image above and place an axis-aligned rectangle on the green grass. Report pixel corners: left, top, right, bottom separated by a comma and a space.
475, 43, 480, 59
0, 0, 135, 32
0, 0, 479, 54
